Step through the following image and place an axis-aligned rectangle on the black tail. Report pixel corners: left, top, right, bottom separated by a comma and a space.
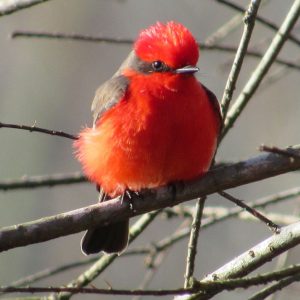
81, 219, 129, 255
81, 188, 129, 255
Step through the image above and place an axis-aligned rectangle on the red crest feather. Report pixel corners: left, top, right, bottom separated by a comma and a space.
134, 21, 199, 68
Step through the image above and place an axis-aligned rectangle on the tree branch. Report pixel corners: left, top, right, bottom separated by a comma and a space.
2, 264, 300, 297
0, 0, 51, 16
4, 248, 149, 289
221, 0, 261, 118
223, 0, 300, 137
55, 211, 160, 300
178, 222, 300, 299
0, 172, 87, 191
249, 272, 300, 300
0, 121, 77, 140
205, 208, 299, 226
215, 0, 300, 47
0, 286, 191, 297
10, 31, 300, 71
260, 144, 300, 160
184, 198, 206, 288
0, 148, 299, 252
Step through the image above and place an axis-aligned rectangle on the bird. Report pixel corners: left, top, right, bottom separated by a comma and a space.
74, 21, 222, 255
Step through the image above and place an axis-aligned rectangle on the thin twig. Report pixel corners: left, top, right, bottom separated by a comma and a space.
184, 198, 206, 288
222, 0, 300, 137
260, 144, 300, 160
197, 264, 300, 292
215, 0, 300, 47
133, 222, 192, 300
55, 211, 160, 300
249, 273, 300, 300
132, 249, 171, 300
203, 45, 300, 71
3, 248, 149, 290
205, 14, 243, 46
204, 0, 269, 45
0, 0, 51, 16
221, 0, 262, 118
181, 222, 300, 299
256, 204, 300, 300
218, 191, 280, 233
11, 31, 134, 44
259, 56, 300, 91
0, 286, 192, 296
0, 172, 87, 191
2, 264, 300, 297
10, 31, 300, 71
204, 207, 299, 226
0, 121, 77, 140
6, 187, 300, 290
5, 224, 188, 291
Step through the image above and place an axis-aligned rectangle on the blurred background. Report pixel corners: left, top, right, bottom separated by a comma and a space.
0, 0, 299, 299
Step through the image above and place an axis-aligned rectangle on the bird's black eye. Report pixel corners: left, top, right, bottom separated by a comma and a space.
151, 61, 164, 72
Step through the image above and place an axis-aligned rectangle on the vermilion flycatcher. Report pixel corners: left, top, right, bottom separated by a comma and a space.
75, 21, 221, 255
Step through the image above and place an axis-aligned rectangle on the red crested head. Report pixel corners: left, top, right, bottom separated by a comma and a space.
134, 21, 199, 69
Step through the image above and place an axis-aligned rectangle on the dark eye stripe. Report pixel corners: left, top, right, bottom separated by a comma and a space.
131, 54, 171, 74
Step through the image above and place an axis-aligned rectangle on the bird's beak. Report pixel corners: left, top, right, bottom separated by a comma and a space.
175, 66, 199, 74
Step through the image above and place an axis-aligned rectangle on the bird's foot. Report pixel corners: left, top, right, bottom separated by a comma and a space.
121, 190, 142, 213
167, 181, 185, 202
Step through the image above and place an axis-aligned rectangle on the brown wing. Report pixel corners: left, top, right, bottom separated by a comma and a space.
91, 75, 129, 125
91, 52, 139, 125
201, 83, 223, 133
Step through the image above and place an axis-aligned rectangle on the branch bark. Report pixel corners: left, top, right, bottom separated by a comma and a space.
0, 0, 51, 16
221, 0, 261, 118
223, 0, 300, 137
0, 148, 299, 252
177, 222, 300, 299
0, 172, 86, 191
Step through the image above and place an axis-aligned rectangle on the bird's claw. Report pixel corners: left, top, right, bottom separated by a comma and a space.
121, 190, 142, 213
168, 181, 185, 202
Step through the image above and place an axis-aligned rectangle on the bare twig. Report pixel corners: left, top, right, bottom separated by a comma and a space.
184, 198, 206, 288
215, 0, 300, 47
201, 186, 300, 230
11, 31, 134, 44
218, 191, 280, 233
6, 187, 300, 291
260, 145, 300, 160
205, 14, 243, 46
205, 0, 270, 46
197, 264, 300, 292
223, 0, 300, 137
205, 208, 299, 226
259, 56, 300, 91
221, 0, 262, 118
204, 45, 300, 71
0, 172, 87, 191
132, 249, 171, 300
2, 264, 300, 297
0, 148, 300, 252
0, 286, 191, 297
0, 121, 77, 140
10, 31, 300, 71
55, 211, 160, 300
0, 0, 51, 16
6, 224, 188, 291
180, 222, 300, 299
249, 273, 300, 300
4, 248, 149, 289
